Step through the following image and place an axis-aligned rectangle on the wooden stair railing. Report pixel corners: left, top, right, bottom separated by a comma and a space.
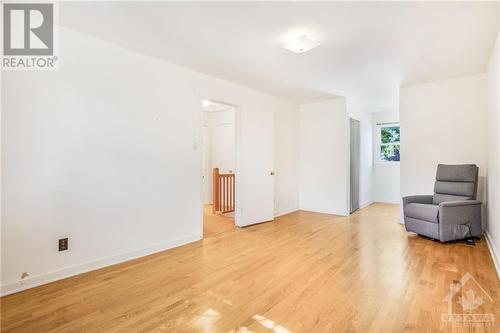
212, 168, 235, 214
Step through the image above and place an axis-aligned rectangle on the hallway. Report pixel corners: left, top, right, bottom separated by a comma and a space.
203, 204, 235, 238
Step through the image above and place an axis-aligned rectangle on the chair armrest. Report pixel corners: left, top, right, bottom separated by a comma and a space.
402, 195, 433, 205
402, 195, 434, 222
439, 200, 481, 208
439, 200, 482, 224
438, 200, 482, 241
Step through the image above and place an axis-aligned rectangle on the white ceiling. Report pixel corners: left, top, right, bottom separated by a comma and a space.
60, 2, 498, 110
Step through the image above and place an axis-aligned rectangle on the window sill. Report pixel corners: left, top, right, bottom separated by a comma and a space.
376, 161, 400, 168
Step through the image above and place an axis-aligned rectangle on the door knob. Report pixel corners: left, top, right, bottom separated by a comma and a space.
270, 172, 275, 176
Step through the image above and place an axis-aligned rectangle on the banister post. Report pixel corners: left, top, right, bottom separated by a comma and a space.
212, 168, 219, 214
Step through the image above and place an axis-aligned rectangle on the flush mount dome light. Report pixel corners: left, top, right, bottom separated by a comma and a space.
282, 35, 320, 53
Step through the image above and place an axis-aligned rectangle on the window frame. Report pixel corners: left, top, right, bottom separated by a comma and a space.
377, 123, 400, 164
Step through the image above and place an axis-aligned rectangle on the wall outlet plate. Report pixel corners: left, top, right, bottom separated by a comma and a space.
59, 238, 68, 251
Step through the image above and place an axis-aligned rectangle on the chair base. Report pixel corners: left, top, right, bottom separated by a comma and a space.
465, 237, 476, 246
464, 236, 481, 246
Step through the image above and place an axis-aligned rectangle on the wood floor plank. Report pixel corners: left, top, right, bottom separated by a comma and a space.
1, 203, 499, 332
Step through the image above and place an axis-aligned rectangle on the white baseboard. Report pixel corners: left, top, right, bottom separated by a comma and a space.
274, 206, 299, 218
360, 201, 374, 209
299, 206, 349, 217
300, 202, 373, 216
373, 200, 401, 204
484, 230, 500, 279
1, 234, 200, 296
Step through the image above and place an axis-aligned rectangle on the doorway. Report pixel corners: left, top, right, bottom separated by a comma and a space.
202, 99, 237, 237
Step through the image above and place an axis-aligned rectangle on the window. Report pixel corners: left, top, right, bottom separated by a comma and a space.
379, 124, 400, 162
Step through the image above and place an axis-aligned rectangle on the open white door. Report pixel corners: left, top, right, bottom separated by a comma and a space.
237, 109, 274, 227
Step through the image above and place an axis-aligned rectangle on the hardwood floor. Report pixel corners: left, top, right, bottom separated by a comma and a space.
203, 205, 235, 238
2, 203, 500, 332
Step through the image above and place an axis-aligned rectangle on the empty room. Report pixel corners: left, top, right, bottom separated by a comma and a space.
2, 1, 500, 332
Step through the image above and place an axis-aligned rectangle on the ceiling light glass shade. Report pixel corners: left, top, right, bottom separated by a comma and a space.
282, 35, 320, 53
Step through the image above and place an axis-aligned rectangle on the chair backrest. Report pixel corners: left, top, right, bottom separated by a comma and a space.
433, 164, 478, 204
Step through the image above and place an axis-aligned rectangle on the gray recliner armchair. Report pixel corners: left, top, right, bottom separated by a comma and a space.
403, 164, 482, 242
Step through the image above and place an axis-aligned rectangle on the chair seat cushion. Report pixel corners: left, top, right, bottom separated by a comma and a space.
405, 203, 439, 223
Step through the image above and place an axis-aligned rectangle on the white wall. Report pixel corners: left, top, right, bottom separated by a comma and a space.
1, 27, 300, 294
400, 74, 487, 213
347, 103, 374, 208
274, 103, 300, 216
202, 109, 236, 204
486, 30, 500, 276
299, 99, 349, 215
372, 111, 401, 203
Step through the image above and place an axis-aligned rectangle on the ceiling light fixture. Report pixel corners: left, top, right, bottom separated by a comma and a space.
282, 35, 320, 54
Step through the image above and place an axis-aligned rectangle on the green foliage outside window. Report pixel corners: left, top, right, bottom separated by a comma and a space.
381, 126, 400, 144
380, 126, 400, 162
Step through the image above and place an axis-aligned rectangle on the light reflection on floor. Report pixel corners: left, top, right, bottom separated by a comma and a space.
193, 308, 221, 332
252, 314, 293, 333
193, 307, 293, 333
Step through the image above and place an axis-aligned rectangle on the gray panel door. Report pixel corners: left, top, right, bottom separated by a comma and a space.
350, 118, 360, 213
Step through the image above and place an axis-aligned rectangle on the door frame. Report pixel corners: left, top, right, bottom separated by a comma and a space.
199, 96, 241, 238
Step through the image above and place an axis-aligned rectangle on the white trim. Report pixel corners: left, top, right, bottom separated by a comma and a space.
360, 201, 374, 209
377, 161, 401, 167
274, 206, 299, 218
299, 206, 349, 217
484, 230, 500, 279
374, 199, 401, 204
234, 106, 243, 227
0, 234, 200, 296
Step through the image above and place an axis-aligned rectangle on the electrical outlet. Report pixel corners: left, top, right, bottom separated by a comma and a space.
59, 238, 68, 251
